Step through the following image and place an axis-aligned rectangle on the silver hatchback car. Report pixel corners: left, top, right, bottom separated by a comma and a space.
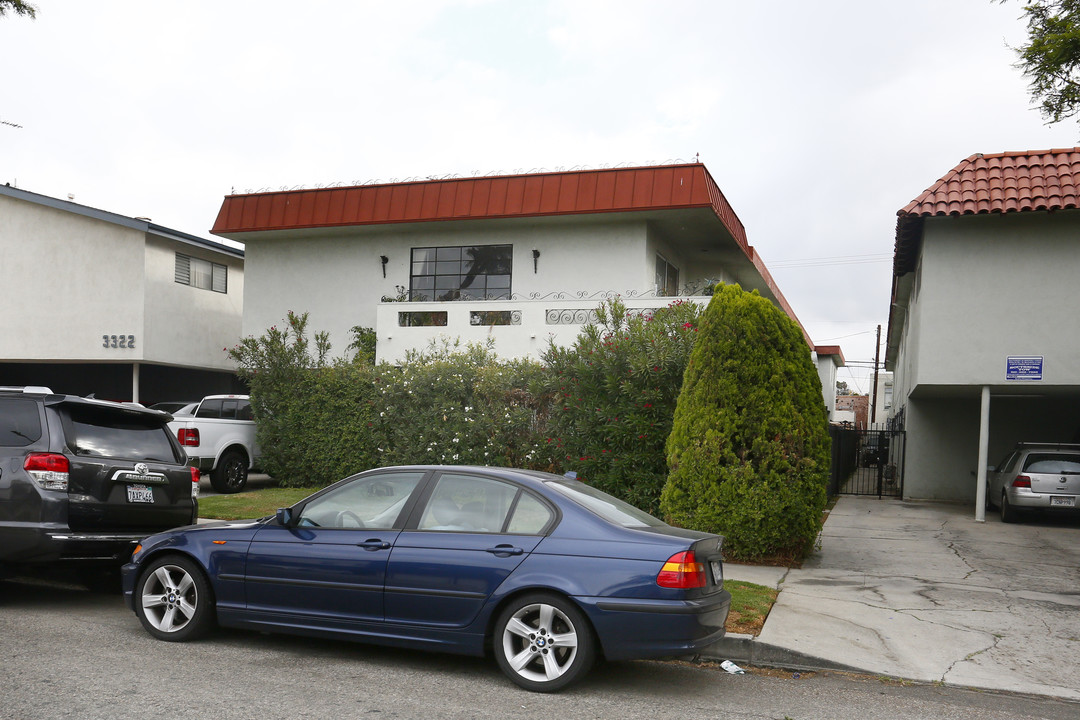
987, 443, 1080, 523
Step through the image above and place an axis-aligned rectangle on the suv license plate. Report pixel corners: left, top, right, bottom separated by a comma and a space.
127, 484, 154, 503
1050, 496, 1075, 507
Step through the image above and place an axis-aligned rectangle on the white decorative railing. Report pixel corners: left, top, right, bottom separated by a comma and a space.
374, 296, 710, 364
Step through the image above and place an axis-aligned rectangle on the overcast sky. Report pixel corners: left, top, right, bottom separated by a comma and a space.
2, 0, 1075, 392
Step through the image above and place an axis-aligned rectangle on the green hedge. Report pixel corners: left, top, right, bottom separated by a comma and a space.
661, 284, 830, 561
540, 299, 702, 514
231, 295, 829, 563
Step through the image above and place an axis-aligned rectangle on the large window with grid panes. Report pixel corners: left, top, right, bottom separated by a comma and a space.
410, 245, 512, 301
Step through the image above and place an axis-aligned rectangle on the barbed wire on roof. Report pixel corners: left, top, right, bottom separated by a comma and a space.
232, 158, 700, 196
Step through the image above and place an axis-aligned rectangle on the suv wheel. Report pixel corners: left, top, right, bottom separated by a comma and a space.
210, 450, 248, 493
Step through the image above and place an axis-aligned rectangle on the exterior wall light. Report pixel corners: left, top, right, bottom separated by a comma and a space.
380, 255, 389, 278
532, 249, 540, 273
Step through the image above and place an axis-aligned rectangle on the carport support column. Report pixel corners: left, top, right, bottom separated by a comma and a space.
132, 362, 140, 404
975, 385, 990, 522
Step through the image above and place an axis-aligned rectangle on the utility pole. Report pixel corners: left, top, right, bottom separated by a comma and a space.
871, 324, 881, 425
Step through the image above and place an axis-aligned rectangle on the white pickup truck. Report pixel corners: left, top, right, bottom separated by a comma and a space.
168, 395, 261, 494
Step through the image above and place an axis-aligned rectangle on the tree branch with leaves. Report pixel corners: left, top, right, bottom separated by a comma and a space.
1002, 0, 1080, 124
0, 1, 37, 19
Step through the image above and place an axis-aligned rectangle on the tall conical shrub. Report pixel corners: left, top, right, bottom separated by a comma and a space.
660, 284, 830, 561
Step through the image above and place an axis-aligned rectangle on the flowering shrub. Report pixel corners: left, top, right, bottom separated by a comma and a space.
540, 298, 703, 514
366, 339, 547, 469
230, 302, 701, 508
230, 323, 547, 487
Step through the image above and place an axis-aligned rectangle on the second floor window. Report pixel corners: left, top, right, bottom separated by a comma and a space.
410, 245, 512, 301
655, 254, 679, 296
175, 253, 227, 293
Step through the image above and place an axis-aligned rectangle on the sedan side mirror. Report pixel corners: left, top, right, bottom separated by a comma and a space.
276, 507, 295, 527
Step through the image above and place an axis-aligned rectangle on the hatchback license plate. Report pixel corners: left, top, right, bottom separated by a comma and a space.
1050, 496, 1075, 507
127, 484, 154, 503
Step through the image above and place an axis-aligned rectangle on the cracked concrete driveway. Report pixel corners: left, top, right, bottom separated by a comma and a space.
750, 496, 1080, 700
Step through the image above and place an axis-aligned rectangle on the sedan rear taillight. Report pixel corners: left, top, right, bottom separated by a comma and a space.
177, 428, 200, 447
24, 453, 70, 491
656, 551, 706, 589
1012, 475, 1032, 488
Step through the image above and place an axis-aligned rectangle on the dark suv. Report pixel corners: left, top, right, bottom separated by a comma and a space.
0, 387, 198, 571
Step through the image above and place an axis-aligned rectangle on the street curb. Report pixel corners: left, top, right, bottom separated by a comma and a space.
700, 633, 869, 674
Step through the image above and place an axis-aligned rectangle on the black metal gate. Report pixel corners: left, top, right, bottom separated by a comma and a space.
829, 424, 905, 497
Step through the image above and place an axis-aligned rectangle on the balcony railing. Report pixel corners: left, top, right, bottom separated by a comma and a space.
375, 295, 710, 363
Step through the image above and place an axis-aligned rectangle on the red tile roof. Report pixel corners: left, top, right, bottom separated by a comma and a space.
211, 163, 749, 256
894, 148, 1080, 276
900, 148, 1080, 219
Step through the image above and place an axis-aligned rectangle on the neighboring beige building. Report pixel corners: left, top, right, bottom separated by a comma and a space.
0, 184, 245, 402
886, 149, 1080, 509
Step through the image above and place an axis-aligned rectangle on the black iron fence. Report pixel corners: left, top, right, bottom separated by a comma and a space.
829, 425, 905, 497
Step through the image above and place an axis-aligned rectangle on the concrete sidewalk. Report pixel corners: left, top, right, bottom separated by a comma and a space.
706, 496, 1080, 700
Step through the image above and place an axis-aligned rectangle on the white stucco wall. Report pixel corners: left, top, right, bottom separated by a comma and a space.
0, 193, 243, 372
814, 353, 839, 420
242, 219, 654, 356
142, 235, 244, 370
1, 195, 145, 361
891, 210, 1080, 502
375, 296, 710, 364
907, 213, 1080, 388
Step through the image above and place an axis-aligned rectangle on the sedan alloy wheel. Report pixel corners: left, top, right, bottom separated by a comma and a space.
495, 593, 595, 692
135, 555, 213, 642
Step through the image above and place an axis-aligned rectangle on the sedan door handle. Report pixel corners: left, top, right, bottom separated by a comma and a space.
485, 544, 524, 557
357, 539, 391, 551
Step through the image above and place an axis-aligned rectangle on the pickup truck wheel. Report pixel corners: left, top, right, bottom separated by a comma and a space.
210, 450, 248, 493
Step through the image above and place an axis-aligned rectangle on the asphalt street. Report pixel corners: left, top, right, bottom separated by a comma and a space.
1, 575, 1078, 720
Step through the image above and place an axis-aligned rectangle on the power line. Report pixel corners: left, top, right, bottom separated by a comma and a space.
768, 253, 892, 269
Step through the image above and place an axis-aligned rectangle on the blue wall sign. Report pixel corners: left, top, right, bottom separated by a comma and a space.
1006, 356, 1043, 381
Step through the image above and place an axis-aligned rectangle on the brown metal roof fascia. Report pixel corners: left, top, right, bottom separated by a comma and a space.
744, 246, 813, 349
210, 164, 751, 253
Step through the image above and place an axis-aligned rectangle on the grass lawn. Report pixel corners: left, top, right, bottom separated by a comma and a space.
724, 580, 779, 635
197, 487, 779, 635
198, 487, 316, 519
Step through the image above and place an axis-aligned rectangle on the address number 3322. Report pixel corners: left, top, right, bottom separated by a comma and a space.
103, 334, 136, 349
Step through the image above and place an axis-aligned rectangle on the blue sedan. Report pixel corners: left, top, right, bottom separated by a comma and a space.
122, 466, 731, 692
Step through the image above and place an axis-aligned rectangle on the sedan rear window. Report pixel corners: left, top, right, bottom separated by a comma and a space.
546, 479, 665, 528
1023, 454, 1080, 474
64, 406, 179, 462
